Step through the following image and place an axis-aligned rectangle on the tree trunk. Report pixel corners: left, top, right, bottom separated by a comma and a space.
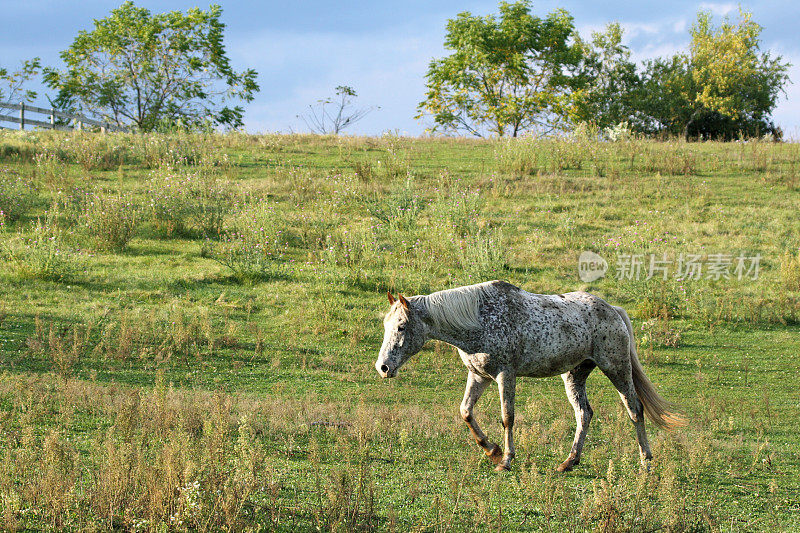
683, 110, 701, 141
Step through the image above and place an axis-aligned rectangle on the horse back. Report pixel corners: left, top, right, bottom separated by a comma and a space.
479, 284, 628, 377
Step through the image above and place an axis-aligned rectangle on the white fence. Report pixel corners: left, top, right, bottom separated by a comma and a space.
0, 102, 128, 133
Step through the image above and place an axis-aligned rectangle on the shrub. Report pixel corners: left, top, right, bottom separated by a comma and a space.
81, 191, 140, 251
455, 228, 506, 283
33, 150, 71, 189
3, 213, 85, 282
147, 171, 236, 237
205, 201, 290, 283
0, 168, 37, 221
780, 249, 800, 290
604, 121, 634, 142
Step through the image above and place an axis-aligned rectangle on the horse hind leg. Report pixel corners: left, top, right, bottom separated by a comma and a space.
598, 350, 653, 465
460, 371, 503, 464
557, 360, 596, 472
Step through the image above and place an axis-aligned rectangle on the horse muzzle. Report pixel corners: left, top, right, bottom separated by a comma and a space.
376, 362, 397, 378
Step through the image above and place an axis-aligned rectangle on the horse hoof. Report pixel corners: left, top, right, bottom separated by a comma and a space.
495, 463, 511, 472
555, 462, 574, 472
486, 445, 503, 465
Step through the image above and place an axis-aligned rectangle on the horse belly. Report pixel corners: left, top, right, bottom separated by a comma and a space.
515, 348, 588, 378
515, 323, 592, 378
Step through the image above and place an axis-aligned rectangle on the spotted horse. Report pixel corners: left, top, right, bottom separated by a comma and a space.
375, 280, 685, 472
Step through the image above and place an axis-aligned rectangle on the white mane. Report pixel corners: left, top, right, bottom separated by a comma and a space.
413, 282, 495, 331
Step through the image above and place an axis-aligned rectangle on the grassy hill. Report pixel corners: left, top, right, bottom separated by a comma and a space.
0, 130, 798, 530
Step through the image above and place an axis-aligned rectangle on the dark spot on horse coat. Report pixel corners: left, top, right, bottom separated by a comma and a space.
541, 299, 559, 310
490, 280, 519, 295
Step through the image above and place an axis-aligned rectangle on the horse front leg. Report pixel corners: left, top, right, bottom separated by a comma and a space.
460, 371, 502, 465
495, 370, 516, 471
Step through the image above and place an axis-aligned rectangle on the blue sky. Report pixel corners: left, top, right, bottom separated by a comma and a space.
1, 1, 798, 137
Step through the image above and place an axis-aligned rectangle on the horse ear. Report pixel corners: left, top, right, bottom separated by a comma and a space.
387, 291, 396, 305
398, 294, 409, 309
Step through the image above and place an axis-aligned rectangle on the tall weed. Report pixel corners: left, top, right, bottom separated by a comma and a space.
204, 201, 290, 283
362, 178, 423, 233
780, 249, 800, 290
430, 176, 484, 236
147, 171, 237, 237
454, 228, 506, 283
33, 150, 71, 190
81, 191, 140, 251
2, 212, 84, 282
0, 168, 36, 221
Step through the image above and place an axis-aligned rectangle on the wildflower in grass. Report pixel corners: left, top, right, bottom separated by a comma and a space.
455, 228, 506, 282
362, 177, 423, 233
0, 168, 37, 221
33, 150, 70, 189
205, 201, 290, 283
81, 191, 140, 251
147, 171, 236, 237
3, 212, 85, 282
430, 178, 484, 236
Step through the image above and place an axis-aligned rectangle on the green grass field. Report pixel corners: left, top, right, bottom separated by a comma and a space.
0, 130, 798, 531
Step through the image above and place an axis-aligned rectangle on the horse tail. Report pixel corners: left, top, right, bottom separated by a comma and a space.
614, 306, 686, 429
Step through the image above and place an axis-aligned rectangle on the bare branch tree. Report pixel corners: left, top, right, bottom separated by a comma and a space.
298, 85, 378, 134
0, 58, 41, 106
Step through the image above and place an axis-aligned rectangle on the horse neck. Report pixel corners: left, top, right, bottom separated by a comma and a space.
424, 315, 483, 355
430, 330, 484, 353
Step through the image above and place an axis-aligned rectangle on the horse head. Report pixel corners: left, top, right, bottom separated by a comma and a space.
375, 292, 430, 378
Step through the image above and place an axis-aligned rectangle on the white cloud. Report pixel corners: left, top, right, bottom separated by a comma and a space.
698, 3, 736, 16
575, 23, 608, 40
619, 22, 660, 39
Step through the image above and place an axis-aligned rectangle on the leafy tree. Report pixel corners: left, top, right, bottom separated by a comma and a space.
638, 9, 790, 139
44, 2, 259, 131
298, 85, 377, 134
571, 24, 643, 130
637, 55, 695, 136
687, 9, 789, 139
417, 0, 584, 137
0, 58, 41, 105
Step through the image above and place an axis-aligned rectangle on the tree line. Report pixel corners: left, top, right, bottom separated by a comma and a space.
1, 1, 792, 139
417, 1, 791, 140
